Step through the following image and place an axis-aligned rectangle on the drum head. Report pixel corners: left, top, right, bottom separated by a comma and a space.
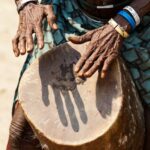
19, 42, 122, 146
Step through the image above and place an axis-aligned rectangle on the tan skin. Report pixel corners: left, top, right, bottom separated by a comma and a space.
12, 3, 58, 56
13, 0, 150, 78
8, 0, 150, 149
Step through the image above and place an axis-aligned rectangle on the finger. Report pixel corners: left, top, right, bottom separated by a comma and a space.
84, 55, 105, 78
34, 25, 44, 49
19, 36, 26, 55
101, 54, 117, 78
84, 32, 121, 78
100, 36, 121, 78
79, 35, 113, 75
12, 33, 20, 57
47, 15, 58, 30
44, 5, 58, 30
77, 59, 94, 76
26, 25, 34, 52
68, 29, 98, 44
74, 43, 97, 73
77, 46, 101, 76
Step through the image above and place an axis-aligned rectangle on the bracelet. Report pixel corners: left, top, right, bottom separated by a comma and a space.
118, 10, 136, 30
108, 18, 129, 38
17, 0, 38, 12
123, 6, 140, 26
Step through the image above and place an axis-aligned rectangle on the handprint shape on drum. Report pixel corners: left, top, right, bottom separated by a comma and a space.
38, 43, 119, 133
39, 44, 88, 132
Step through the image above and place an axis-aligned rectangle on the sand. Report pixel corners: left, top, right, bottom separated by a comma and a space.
0, 0, 25, 149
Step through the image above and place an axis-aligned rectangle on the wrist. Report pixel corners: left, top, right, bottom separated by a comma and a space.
108, 18, 129, 38
114, 6, 141, 33
16, 0, 38, 13
113, 15, 132, 33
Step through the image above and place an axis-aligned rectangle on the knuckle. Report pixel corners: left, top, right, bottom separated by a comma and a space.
45, 4, 52, 10
12, 39, 16, 44
86, 59, 93, 65
27, 39, 33, 45
48, 15, 56, 21
12, 35, 19, 44
94, 61, 100, 67
19, 37, 25, 42
86, 72, 92, 77
51, 15, 56, 20
37, 35, 44, 41
13, 48, 17, 53
28, 23, 33, 28
25, 32, 32, 39
80, 56, 86, 62
79, 36, 84, 42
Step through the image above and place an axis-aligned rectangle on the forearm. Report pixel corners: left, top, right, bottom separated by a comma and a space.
113, 0, 150, 34
131, 0, 150, 17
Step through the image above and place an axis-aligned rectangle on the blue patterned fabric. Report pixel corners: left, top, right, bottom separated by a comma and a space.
14, 0, 150, 107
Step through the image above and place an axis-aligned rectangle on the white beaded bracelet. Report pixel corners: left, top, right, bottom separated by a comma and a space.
17, 0, 38, 12
123, 6, 141, 26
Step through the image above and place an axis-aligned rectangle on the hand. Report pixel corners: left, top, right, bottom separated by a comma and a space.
69, 24, 123, 78
12, 3, 57, 57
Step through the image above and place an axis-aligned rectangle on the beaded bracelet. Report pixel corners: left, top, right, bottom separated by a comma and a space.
118, 10, 136, 30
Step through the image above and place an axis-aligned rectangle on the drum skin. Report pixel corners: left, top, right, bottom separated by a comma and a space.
19, 42, 145, 150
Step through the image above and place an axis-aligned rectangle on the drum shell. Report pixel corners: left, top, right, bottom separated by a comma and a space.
19, 42, 145, 150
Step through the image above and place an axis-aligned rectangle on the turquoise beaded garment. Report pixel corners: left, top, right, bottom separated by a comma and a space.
14, 0, 150, 107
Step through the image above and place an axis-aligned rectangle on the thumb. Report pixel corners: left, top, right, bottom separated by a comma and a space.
43, 5, 58, 30
68, 29, 97, 44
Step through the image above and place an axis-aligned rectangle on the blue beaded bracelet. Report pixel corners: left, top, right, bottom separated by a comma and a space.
118, 10, 136, 30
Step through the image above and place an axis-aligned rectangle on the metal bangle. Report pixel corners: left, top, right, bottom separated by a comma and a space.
108, 18, 129, 38
17, 0, 38, 12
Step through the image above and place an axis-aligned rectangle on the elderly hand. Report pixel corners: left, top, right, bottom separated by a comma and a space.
69, 24, 123, 78
12, 3, 57, 57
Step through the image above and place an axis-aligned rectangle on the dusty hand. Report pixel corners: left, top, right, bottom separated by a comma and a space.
12, 3, 57, 57
69, 24, 123, 78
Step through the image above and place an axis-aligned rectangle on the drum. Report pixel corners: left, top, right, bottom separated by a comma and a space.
19, 42, 145, 150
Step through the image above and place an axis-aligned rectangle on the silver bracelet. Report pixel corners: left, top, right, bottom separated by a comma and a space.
17, 0, 38, 12
123, 6, 141, 26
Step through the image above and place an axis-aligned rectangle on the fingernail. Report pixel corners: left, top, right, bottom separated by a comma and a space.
39, 44, 43, 49
74, 67, 79, 72
20, 49, 24, 53
101, 72, 105, 78
69, 36, 76, 41
14, 52, 18, 57
53, 24, 58, 30
68, 37, 71, 41
78, 71, 84, 76
84, 72, 89, 76
27, 47, 30, 52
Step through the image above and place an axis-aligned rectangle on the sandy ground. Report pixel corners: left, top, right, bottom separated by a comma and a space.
0, 0, 25, 149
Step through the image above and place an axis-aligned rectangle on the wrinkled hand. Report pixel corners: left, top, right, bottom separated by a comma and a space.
69, 24, 123, 78
12, 3, 57, 57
